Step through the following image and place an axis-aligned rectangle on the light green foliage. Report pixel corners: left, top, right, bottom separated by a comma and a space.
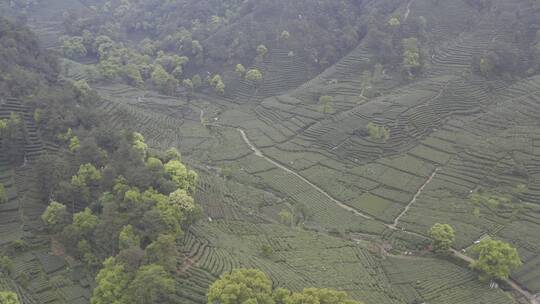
33, 108, 41, 123
245, 69, 263, 83
0, 183, 6, 204
119, 225, 140, 250
146, 157, 164, 171
151, 64, 178, 95
280, 30, 290, 40
192, 40, 203, 55
122, 64, 144, 87
470, 188, 514, 209
402, 37, 422, 74
58, 128, 74, 142
41, 201, 69, 232
125, 264, 175, 304
71, 163, 102, 188
69, 136, 81, 152
318, 95, 335, 115
207, 268, 274, 304
235, 63, 246, 76
61, 36, 87, 59
0, 256, 13, 275
428, 223, 455, 252
210, 74, 225, 94
73, 208, 99, 234
168, 189, 200, 226
367, 122, 390, 142
144, 234, 177, 271
261, 244, 273, 258
278, 209, 292, 226
132, 132, 148, 159
123, 188, 142, 204
470, 239, 522, 281
183, 79, 194, 91
164, 160, 198, 192
207, 269, 363, 304
256, 45, 268, 58
73, 79, 92, 96
156, 199, 184, 237
388, 16, 400, 28
91, 258, 130, 304
0, 119, 6, 130
0, 291, 19, 304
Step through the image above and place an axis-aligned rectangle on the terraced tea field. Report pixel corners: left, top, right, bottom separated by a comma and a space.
5, 0, 540, 302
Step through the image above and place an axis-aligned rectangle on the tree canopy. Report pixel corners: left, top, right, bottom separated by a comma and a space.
470, 239, 522, 281
428, 223, 455, 252
207, 268, 363, 304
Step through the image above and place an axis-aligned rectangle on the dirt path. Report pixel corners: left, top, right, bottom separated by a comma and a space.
390, 168, 439, 228
236, 128, 373, 219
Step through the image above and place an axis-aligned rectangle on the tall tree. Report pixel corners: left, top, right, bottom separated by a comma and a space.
470, 239, 522, 281
428, 223, 455, 252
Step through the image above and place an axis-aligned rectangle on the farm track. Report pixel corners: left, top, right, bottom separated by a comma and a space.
390, 168, 439, 228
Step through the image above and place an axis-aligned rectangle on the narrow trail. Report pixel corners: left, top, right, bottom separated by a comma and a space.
236, 128, 373, 219
390, 168, 439, 228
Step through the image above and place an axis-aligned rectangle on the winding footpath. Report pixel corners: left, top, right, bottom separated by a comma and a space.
236, 128, 373, 219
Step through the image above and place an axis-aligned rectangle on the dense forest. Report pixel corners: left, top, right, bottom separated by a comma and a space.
1, 0, 540, 303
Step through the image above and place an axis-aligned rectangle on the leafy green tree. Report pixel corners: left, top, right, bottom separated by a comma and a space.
207, 268, 274, 304
125, 264, 175, 304
210, 74, 225, 95
144, 234, 178, 271
61, 36, 87, 59
280, 30, 290, 40
235, 64, 246, 76
0, 256, 13, 275
470, 239, 522, 281
428, 223, 455, 252
367, 122, 390, 142
256, 45, 268, 59
151, 65, 178, 95
91, 258, 131, 304
168, 189, 200, 225
278, 209, 292, 226
0, 183, 7, 204
119, 224, 140, 250
318, 95, 335, 115
0, 291, 19, 304
41, 201, 69, 232
164, 160, 198, 193
132, 132, 148, 159
73, 208, 99, 235
388, 16, 401, 28
402, 38, 422, 76
245, 69, 263, 85
122, 64, 144, 87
